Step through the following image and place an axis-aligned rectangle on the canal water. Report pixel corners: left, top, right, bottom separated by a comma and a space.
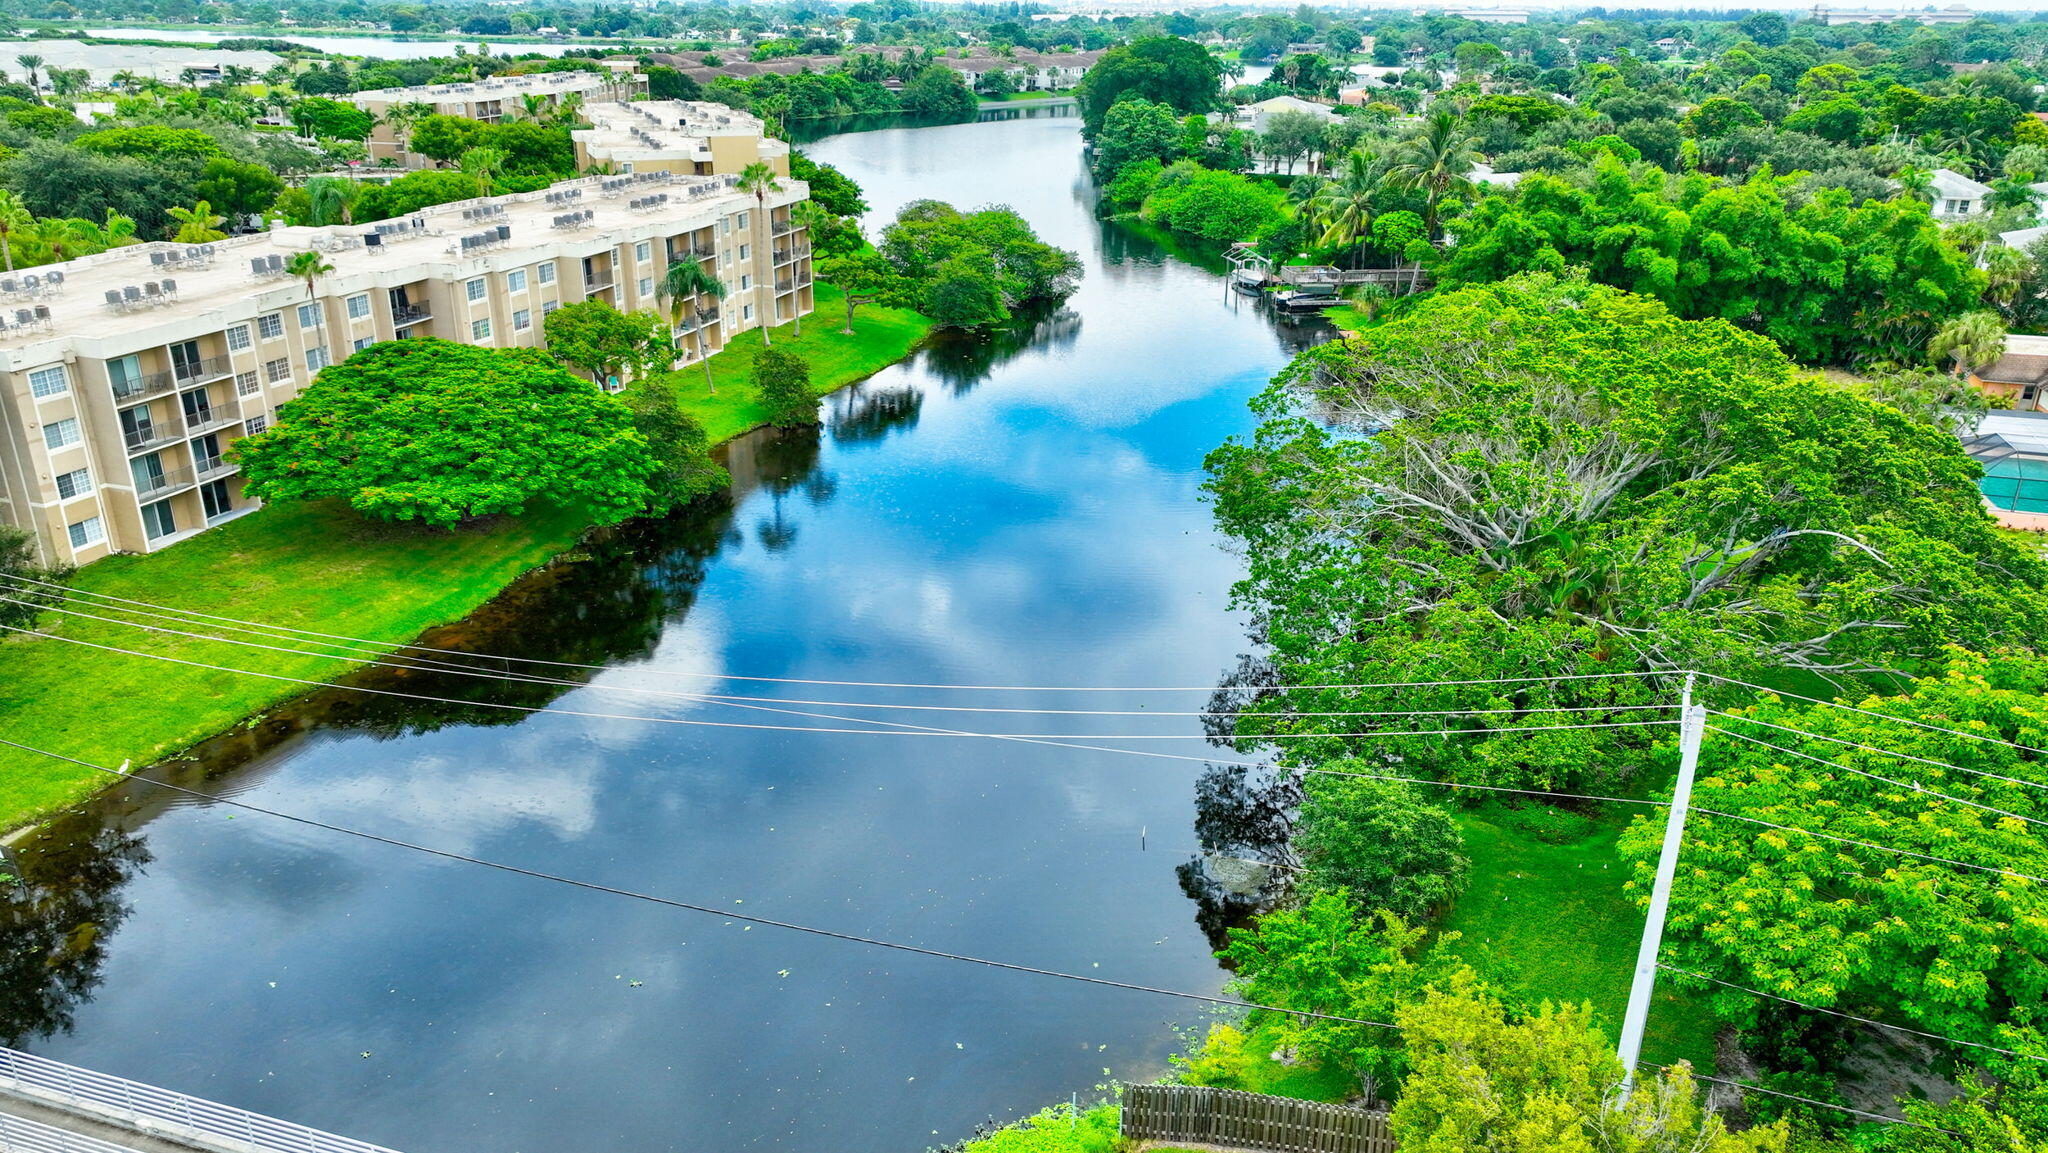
4, 107, 1326, 1153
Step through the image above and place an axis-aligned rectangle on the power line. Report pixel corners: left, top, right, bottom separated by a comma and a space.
1657, 964, 2048, 1065
0, 734, 1402, 1032
1694, 671, 2048, 762
1710, 724, 2048, 831
0, 572, 1669, 694
1709, 710, 2048, 796
1634, 1061, 1945, 1131
0, 589, 1680, 722
0, 620, 1677, 743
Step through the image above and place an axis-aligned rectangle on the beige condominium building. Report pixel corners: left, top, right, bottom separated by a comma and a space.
0, 171, 813, 567
571, 100, 791, 179
355, 70, 649, 169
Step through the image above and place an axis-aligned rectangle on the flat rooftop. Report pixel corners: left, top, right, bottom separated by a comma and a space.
0, 171, 769, 366
353, 70, 620, 104
574, 99, 786, 164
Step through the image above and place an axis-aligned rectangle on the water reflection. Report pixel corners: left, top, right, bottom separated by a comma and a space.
0, 812, 148, 1045
1176, 761, 1300, 952
15, 113, 1337, 1153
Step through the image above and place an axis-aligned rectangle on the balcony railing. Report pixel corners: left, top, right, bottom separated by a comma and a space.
776, 279, 794, 292
133, 464, 196, 500
392, 303, 430, 326
772, 221, 796, 235
583, 274, 614, 292
111, 373, 176, 404
172, 354, 231, 385
123, 419, 182, 453
185, 408, 241, 436
194, 453, 238, 480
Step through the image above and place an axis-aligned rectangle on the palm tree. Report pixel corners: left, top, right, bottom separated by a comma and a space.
552, 91, 584, 127
737, 161, 783, 347
1989, 177, 2044, 217
305, 177, 360, 227
459, 146, 507, 198
16, 54, 43, 102
1892, 165, 1935, 205
658, 256, 729, 393
0, 192, 31, 271
1312, 151, 1382, 266
1384, 109, 1479, 237
1929, 309, 2006, 378
1984, 245, 2031, 316
285, 250, 334, 300
1285, 172, 1328, 211
520, 92, 550, 121
166, 201, 227, 243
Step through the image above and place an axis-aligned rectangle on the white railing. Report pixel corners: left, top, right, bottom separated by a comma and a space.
0, 1047, 405, 1153
0, 1107, 150, 1153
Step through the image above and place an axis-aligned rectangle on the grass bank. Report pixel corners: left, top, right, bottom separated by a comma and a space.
1439, 803, 1719, 1074
0, 284, 930, 831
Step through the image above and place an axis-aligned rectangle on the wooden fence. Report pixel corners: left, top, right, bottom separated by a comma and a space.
1120, 1084, 1395, 1153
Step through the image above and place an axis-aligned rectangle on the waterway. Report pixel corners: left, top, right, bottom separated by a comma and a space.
2, 105, 1327, 1153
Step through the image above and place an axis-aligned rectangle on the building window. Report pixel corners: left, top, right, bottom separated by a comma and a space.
67, 516, 104, 549
739, 274, 750, 290
471, 318, 492, 341
28, 365, 67, 399
638, 276, 653, 297
264, 358, 290, 384
54, 467, 90, 499
226, 324, 252, 352
141, 500, 175, 540
246, 414, 268, 435
306, 347, 330, 373
739, 243, 749, 261
541, 300, 560, 316
257, 313, 284, 340
352, 337, 373, 352
507, 268, 527, 292
297, 303, 321, 330
635, 240, 652, 262
737, 211, 748, 230
43, 417, 79, 449
346, 294, 371, 320
742, 304, 753, 321
513, 308, 531, 331
235, 371, 259, 396
466, 278, 486, 302
537, 261, 555, 285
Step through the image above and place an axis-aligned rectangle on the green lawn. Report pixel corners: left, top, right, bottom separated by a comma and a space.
0, 284, 931, 831
1437, 804, 1720, 1075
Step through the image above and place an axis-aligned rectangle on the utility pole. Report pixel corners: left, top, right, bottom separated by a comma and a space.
1616, 672, 1705, 1101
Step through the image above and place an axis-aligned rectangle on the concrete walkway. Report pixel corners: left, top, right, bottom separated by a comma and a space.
0, 1096, 204, 1152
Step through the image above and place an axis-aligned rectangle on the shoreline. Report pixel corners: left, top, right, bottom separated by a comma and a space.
0, 285, 934, 834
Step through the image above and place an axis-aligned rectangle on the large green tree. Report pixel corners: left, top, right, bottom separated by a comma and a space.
1075, 36, 1223, 134
0, 524, 70, 628
234, 339, 656, 528
1205, 274, 2048, 793
1628, 652, 2048, 1054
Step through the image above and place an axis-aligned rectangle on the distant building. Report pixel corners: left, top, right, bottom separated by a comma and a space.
1236, 94, 1338, 134
1930, 168, 1992, 220
571, 100, 791, 178
1970, 334, 2048, 412
354, 71, 648, 170
1960, 409, 2048, 530
1471, 162, 1523, 189
1443, 8, 1532, 23
0, 173, 812, 566
1810, 4, 1975, 23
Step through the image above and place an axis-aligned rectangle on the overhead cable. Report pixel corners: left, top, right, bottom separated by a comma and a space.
0, 734, 1400, 1032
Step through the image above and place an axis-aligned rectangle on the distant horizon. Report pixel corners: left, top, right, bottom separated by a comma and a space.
1019, 0, 2048, 15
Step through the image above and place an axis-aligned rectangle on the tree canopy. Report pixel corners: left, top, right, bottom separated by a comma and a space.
1205, 274, 2048, 793
234, 339, 657, 529
1076, 36, 1223, 134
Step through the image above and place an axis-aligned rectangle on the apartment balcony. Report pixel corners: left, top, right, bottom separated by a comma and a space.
774, 245, 812, 265
583, 273, 614, 292
124, 422, 183, 454
776, 279, 794, 293
194, 453, 239, 481
392, 303, 431, 327
772, 221, 796, 236
112, 373, 177, 405
184, 408, 242, 436
133, 464, 196, 500
172, 355, 232, 386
